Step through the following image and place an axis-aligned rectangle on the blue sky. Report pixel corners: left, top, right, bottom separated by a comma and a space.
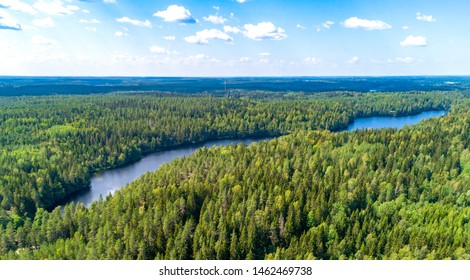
0, 0, 468, 76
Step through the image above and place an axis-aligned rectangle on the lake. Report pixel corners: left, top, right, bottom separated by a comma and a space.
65, 137, 272, 207
65, 110, 447, 207
345, 110, 447, 131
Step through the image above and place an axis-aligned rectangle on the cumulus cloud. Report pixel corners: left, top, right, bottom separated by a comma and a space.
239, 57, 251, 62
153, 5, 196, 24
224, 25, 241, 34
259, 52, 270, 56
316, 20, 335, 32
243, 22, 287, 41
115, 31, 128, 37
0, 10, 22, 30
322, 21, 334, 29
393, 57, 415, 63
116, 17, 152, 28
348, 56, 360, 64
416, 12, 436, 23
203, 15, 227, 25
236, 0, 247, 3
79, 19, 101, 24
163, 35, 176, 41
34, 0, 79, 16
305, 57, 319, 64
31, 35, 59, 46
400, 35, 428, 47
149, 46, 168, 54
342, 17, 391, 30
183, 53, 212, 65
0, 0, 36, 15
104, 0, 116, 3
184, 29, 233, 45
296, 24, 306, 29
33, 17, 55, 28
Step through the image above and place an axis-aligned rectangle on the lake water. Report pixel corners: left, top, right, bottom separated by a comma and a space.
345, 110, 447, 131
65, 110, 447, 207
65, 137, 272, 207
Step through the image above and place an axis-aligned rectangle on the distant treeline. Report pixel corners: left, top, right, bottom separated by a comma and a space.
1, 76, 470, 96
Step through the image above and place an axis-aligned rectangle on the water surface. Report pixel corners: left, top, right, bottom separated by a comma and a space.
66, 137, 272, 207
65, 109, 447, 207
346, 110, 447, 131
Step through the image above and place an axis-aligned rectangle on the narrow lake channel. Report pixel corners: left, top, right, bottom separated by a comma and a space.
64, 110, 447, 207
64, 137, 273, 207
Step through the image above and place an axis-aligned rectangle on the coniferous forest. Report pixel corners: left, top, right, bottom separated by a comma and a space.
0, 90, 468, 259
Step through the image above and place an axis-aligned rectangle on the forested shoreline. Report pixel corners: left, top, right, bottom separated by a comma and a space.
0, 90, 468, 259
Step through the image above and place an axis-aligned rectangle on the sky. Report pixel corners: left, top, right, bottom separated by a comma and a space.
0, 0, 469, 76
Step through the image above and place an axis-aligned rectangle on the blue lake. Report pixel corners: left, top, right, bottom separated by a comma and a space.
346, 110, 447, 131
65, 137, 272, 207
64, 110, 447, 207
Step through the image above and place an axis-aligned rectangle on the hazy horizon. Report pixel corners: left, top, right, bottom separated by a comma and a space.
1, 0, 468, 76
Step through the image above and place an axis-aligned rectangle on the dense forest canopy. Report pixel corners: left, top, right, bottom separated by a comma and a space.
2, 76, 470, 96
0, 89, 468, 259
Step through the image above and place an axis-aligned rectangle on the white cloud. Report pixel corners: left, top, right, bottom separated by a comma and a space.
153, 5, 196, 24
395, 57, 415, 63
243, 22, 287, 41
296, 24, 306, 29
191, 54, 207, 60
203, 15, 227, 25
79, 19, 101, 24
316, 21, 334, 32
0, 0, 36, 15
348, 56, 360, 64
149, 46, 168, 54
82, 9, 90, 14
85, 27, 96, 32
184, 53, 211, 65
322, 21, 334, 29
184, 29, 233, 45
34, 0, 78, 16
31, 35, 59, 46
305, 57, 319, 64
67, 5, 80, 12
33, 17, 54, 28
116, 17, 152, 28
0, 10, 22, 30
400, 35, 428, 47
163, 36, 176, 41
342, 17, 391, 30
402, 26, 409, 30
115, 31, 128, 37
213, 6, 220, 11
386, 57, 415, 63
259, 59, 269, 63
416, 12, 436, 23
259, 52, 270, 56
239, 57, 251, 62
104, 0, 116, 3
237, 0, 247, 3
224, 25, 241, 34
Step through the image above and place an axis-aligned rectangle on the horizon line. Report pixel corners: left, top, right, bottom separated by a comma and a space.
1, 75, 470, 79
